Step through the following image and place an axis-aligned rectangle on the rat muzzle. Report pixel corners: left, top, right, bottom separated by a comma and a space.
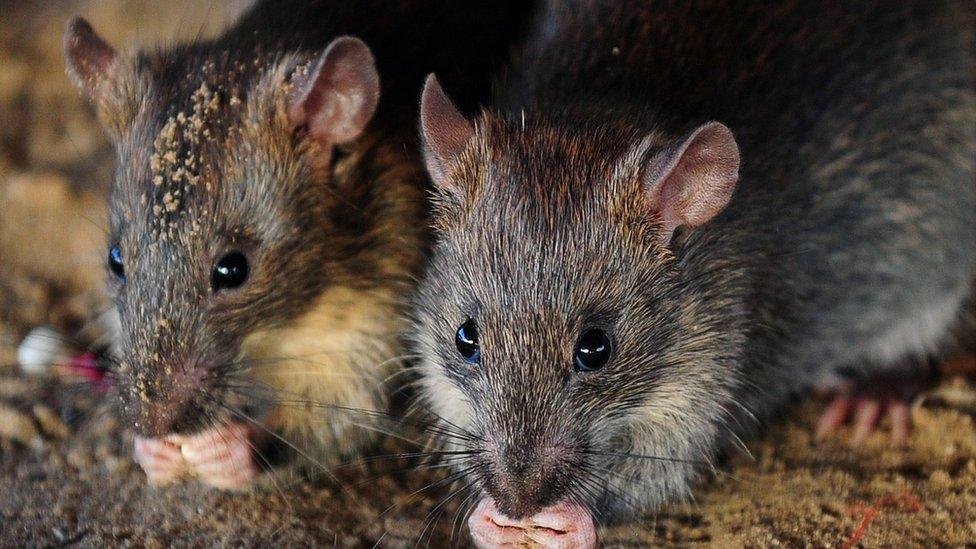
117, 357, 215, 437
469, 497, 597, 549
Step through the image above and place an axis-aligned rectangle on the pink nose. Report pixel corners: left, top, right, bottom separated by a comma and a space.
468, 497, 597, 548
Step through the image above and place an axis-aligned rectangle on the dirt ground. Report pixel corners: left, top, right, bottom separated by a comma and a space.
2, 2, 976, 547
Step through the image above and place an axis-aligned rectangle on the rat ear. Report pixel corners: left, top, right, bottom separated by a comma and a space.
639, 122, 740, 243
63, 17, 119, 102
287, 36, 380, 147
420, 74, 474, 190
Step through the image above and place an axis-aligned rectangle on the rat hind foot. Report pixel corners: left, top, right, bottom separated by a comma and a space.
814, 361, 932, 446
815, 394, 912, 445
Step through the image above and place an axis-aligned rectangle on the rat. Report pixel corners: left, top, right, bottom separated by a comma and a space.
62, 0, 530, 489
411, 0, 975, 545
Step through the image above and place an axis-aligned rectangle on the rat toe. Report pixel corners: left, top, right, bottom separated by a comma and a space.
850, 398, 882, 445
815, 396, 853, 442
887, 401, 912, 446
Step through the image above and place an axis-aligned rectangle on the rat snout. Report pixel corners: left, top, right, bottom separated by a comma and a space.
486, 439, 576, 520
119, 358, 212, 437
469, 497, 597, 549
127, 390, 188, 437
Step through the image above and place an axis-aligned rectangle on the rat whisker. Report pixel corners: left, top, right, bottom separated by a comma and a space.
579, 449, 710, 467
376, 465, 479, 520
414, 478, 475, 548
338, 448, 482, 469
222, 380, 482, 444
209, 399, 347, 492
449, 488, 481, 548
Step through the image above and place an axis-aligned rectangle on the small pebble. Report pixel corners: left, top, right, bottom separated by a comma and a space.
0, 376, 30, 398
33, 404, 69, 439
0, 403, 43, 449
66, 445, 95, 470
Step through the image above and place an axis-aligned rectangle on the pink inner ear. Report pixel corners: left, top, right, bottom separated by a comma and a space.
646, 122, 740, 240
420, 74, 474, 189
288, 36, 379, 147
64, 17, 118, 98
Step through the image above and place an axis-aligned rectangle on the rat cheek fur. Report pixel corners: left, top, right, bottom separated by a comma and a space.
586, 389, 726, 520
417, 352, 477, 447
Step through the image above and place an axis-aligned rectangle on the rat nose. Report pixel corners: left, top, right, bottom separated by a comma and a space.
128, 395, 186, 437
118, 359, 209, 437
489, 442, 569, 519
468, 497, 597, 549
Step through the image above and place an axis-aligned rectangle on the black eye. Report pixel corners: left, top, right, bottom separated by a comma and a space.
574, 329, 612, 372
108, 245, 125, 282
455, 319, 480, 363
212, 252, 249, 291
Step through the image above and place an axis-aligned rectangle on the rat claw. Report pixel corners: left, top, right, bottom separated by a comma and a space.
134, 436, 185, 485
178, 422, 257, 490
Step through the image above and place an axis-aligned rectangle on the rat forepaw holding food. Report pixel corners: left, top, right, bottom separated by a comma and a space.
134, 423, 258, 489
178, 422, 258, 490
134, 436, 186, 485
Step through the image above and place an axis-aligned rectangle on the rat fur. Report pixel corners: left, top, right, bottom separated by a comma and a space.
63, 0, 530, 476
412, 0, 976, 529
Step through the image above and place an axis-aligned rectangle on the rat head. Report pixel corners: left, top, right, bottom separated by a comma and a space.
413, 77, 743, 540
64, 18, 380, 436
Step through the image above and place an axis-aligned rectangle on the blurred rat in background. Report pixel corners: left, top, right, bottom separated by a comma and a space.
412, 0, 974, 545
60, 0, 529, 489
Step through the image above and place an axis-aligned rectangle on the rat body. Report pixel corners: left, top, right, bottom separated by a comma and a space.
63, 0, 529, 488
413, 0, 975, 544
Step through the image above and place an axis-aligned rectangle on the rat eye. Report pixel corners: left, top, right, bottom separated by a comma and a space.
212, 252, 249, 291
574, 329, 612, 372
108, 245, 125, 282
455, 319, 480, 363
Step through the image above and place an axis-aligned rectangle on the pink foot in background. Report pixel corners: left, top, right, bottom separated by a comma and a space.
814, 363, 931, 446
815, 394, 912, 446
134, 422, 258, 489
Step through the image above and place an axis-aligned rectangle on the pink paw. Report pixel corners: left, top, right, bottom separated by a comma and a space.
133, 423, 258, 489
815, 393, 912, 446
134, 436, 186, 485
179, 423, 258, 490
814, 364, 931, 447
814, 385, 912, 446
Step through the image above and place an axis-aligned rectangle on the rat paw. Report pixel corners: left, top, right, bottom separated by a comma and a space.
178, 422, 258, 490
814, 394, 912, 446
813, 361, 932, 446
134, 436, 186, 485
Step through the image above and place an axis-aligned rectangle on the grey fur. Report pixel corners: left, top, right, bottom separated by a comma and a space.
412, 0, 976, 523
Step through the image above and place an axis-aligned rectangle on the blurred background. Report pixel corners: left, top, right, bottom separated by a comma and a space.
0, 0, 251, 339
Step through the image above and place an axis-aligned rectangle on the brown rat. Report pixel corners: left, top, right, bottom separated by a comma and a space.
63, 0, 530, 488
411, 0, 975, 545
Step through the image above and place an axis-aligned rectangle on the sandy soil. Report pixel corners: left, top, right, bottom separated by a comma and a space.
2, 2, 976, 547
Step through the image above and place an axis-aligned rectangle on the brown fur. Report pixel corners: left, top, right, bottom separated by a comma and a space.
62, 0, 533, 467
